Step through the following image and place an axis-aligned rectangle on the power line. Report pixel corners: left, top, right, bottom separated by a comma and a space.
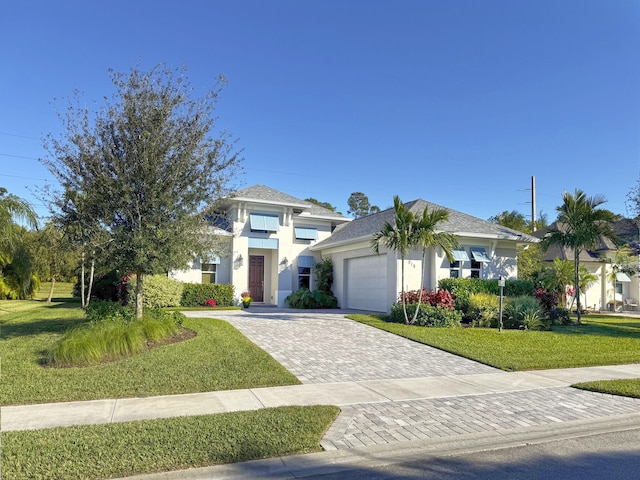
0, 173, 50, 182
0, 132, 41, 141
0, 153, 40, 160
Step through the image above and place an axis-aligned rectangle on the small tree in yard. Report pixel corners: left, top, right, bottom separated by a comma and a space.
372, 196, 415, 324
541, 190, 617, 324
43, 65, 242, 318
411, 206, 458, 323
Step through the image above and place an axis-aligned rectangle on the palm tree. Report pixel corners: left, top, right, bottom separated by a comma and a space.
372, 196, 416, 324
541, 190, 617, 324
411, 205, 458, 323
0, 187, 38, 254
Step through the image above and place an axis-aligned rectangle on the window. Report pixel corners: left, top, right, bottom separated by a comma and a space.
470, 259, 481, 278
202, 263, 217, 284
297, 256, 315, 289
249, 213, 279, 232
449, 260, 461, 278
298, 266, 311, 289
294, 227, 318, 241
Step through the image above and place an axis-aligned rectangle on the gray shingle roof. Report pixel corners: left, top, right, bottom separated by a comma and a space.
313, 198, 538, 249
228, 185, 348, 220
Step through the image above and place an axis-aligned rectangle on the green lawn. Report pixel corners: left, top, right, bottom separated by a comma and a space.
573, 378, 640, 398
2, 406, 340, 480
0, 296, 299, 405
348, 313, 640, 371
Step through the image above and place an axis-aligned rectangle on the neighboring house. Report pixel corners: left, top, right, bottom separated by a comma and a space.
170, 185, 350, 306
172, 186, 538, 312
536, 220, 640, 312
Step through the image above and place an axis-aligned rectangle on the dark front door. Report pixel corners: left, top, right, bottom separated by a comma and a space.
249, 255, 264, 302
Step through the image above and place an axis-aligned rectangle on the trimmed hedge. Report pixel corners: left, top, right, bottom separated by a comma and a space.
390, 303, 462, 327
126, 275, 184, 308
438, 277, 534, 313
181, 283, 235, 307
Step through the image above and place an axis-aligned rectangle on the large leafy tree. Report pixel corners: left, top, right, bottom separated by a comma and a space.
411, 206, 458, 323
43, 65, 242, 318
626, 177, 640, 219
372, 196, 416, 324
347, 192, 379, 218
541, 190, 617, 323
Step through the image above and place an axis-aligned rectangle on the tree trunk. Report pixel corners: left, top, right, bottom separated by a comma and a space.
135, 272, 144, 319
411, 249, 427, 324
85, 254, 95, 308
80, 247, 86, 309
574, 249, 582, 324
47, 276, 55, 303
400, 256, 408, 324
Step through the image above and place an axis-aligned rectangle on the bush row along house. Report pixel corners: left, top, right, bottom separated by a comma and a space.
171, 185, 540, 312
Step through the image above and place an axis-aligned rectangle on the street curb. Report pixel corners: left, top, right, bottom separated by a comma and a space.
119, 412, 640, 480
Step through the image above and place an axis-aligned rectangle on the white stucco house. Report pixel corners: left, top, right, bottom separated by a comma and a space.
537, 220, 640, 312
171, 185, 538, 312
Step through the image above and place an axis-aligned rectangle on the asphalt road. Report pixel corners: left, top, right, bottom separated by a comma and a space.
300, 427, 640, 480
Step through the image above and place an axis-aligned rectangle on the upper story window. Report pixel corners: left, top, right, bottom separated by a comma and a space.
294, 227, 318, 241
249, 213, 279, 233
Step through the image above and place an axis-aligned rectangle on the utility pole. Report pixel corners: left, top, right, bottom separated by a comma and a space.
531, 176, 537, 232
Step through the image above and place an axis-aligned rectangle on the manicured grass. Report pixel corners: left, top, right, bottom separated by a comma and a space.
348, 313, 640, 371
33, 281, 76, 302
1, 299, 299, 405
2, 405, 340, 480
573, 378, 640, 398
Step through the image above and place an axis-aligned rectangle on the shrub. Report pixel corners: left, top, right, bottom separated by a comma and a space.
503, 295, 541, 329
46, 303, 182, 367
535, 288, 559, 315
124, 274, 183, 308
180, 283, 235, 307
314, 258, 334, 293
285, 288, 338, 309
549, 307, 571, 325
438, 278, 534, 313
85, 301, 135, 323
205, 299, 217, 307
74, 270, 120, 302
467, 292, 499, 327
399, 289, 455, 310
390, 303, 462, 327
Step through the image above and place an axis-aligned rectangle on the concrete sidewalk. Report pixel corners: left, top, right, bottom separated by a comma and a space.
3, 364, 640, 432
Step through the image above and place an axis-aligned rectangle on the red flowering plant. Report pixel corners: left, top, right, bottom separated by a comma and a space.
399, 288, 455, 310
205, 299, 217, 307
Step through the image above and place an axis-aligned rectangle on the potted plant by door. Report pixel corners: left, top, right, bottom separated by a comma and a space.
241, 291, 252, 308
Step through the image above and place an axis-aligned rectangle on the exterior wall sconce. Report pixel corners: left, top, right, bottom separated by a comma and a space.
234, 254, 243, 270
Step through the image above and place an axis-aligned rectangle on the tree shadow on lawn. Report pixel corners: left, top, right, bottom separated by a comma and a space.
551, 322, 640, 339
0, 317, 87, 339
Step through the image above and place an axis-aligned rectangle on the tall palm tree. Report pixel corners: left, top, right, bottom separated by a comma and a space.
372, 196, 416, 324
541, 190, 617, 324
411, 205, 458, 323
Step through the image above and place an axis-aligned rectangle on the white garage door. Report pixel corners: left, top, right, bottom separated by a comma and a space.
345, 254, 388, 312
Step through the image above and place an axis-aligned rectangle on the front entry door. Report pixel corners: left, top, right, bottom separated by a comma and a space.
249, 255, 264, 302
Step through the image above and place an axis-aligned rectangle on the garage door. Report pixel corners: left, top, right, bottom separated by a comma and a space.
345, 254, 388, 312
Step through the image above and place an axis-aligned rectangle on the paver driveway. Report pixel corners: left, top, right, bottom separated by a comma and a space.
185, 308, 640, 451
186, 308, 499, 383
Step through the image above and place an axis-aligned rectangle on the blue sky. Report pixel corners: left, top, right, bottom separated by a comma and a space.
2, 0, 639, 223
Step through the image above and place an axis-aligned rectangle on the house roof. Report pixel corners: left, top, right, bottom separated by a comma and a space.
224, 185, 349, 221
533, 221, 634, 263
312, 198, 538, 250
